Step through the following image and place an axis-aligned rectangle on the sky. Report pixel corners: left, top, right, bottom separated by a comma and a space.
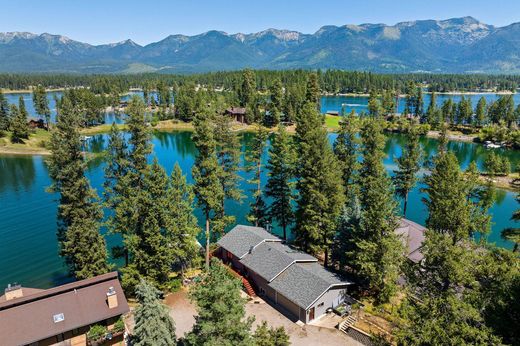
1, 0, 520, 45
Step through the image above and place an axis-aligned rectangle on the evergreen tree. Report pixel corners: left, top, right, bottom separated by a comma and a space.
393, 128, 423, 216
422, 151, 472, 242
246, 124, 269, 227
475, 97, 487, 127
33, 85, 51, 129
305, 72, 320, 109
184, 258, 254, 346
213, 113, 242, 236
348, 119, 404, 302
502, 193, 520, 252
133, 280, 176, 346
239, 69, 256, 107
265, 124, 296, 239
10, 98, 29, 143
192, 110, 224, 269
295, 103, 345, 266
414, 86, 424, 118
0, 90, 10, 133
381, 89, 396, 116
367, 90, 380, 117
109, 96, 151, 271
167, 164, 200, 270
441, 99, 455, 124
425, 91, 438, 125
48, 97, 109, 279
333, 110, 360, 198
269, 78, 284, 110
252, 321, 290, 346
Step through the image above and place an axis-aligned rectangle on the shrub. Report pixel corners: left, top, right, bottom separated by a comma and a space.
113, 317, 125, 333
166, 278, 182, 293
87, 324, 107, 341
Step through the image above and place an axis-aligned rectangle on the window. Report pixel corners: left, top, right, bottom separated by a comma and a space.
53, 313, 65, 323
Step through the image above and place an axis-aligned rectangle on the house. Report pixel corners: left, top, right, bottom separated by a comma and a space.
28, 118, 46, 129
216, 225, 353, 323
396, 218, 426, 263
0, 272, 130, 346
225, 107, 247, 123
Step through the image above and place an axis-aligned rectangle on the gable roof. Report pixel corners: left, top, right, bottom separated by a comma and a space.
0, 272, 129, 346
269, 262, 350, 309
217, 224, 282, 259
240, 241, 317, 282
396, 218, 426, 263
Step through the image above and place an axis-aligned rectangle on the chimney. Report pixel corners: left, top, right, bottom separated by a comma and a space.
4, 283, 23, 301
106, 286, 118, 309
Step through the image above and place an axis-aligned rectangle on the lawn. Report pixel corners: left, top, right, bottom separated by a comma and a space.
0, 128, 51, 155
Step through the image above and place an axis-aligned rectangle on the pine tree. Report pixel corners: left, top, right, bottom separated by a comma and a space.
393, 127, 423, 216
252, 321, 290, 346
305, 72, 320, 109
0, 90, 9, 133
367, 90, 380, 117
348, 119, 404, 302
214, 113, 242, 237
475, 97, 487, 127
333, 110, 359, 199
10, 98, 29, 143
425, 91, 438, 125
295, 103, 345, 266
414, 86, 424, 118
246, 123, 269, 227
192, 110, 224, 269
269, 78, 284, 111
239, 69, 256, 107
167, 164, 200, 270
133, 280, 176, 346
33, 85, 51, 129
184, 258, 254, 346
381, 89, 396, 116
265, 124, 296, 239
422, 151, 472, 242
502, 194, 520, 252
48, 97, 109, 279
109, 96, 151, 270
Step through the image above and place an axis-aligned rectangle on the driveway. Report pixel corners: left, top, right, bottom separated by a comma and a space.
165, 289, 362, 345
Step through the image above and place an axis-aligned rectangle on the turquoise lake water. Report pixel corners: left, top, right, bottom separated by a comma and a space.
0, 93, 519, 290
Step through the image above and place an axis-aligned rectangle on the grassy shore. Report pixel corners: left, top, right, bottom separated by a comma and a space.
0, 129, 52, 155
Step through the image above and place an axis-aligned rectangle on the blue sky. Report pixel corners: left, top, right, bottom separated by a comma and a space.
1, 0, 519, 45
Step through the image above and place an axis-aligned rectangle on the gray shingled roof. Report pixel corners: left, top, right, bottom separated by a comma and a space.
268, 262, 351, 309
240, 242, 317, 282
395, 218, 426, 263
217, 225, 281, 259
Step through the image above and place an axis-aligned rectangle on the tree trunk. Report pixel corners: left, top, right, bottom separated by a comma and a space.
403, 193, 409, 217
205, 214, 210, 270
324, 247, 329, 268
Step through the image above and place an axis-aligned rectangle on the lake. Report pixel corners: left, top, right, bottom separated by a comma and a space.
0, 129, 518, 290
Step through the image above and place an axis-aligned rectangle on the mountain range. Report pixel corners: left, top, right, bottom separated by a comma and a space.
2, 17, 520, 74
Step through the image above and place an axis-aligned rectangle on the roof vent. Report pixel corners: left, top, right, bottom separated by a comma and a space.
53, 313, 65, 323
249, 246, 254, 254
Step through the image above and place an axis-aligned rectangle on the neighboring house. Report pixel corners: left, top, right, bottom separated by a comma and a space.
0, 272, 130, 346
396, 218, 426, 264
216, 225, 353, 324
224, 107, 247, 123
28, 119, 46, 129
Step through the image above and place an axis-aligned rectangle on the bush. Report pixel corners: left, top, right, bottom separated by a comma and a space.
113, 317, 125, 333
87, 324, 107, 341
166, 278, 182, 293
485, 151, 511, 176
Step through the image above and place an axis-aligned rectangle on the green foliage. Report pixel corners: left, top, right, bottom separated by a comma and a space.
0, 90, 9, 133
32, 85, 50, 128
87, 324, 108, 341
347, 119, 404, 302
333, 110, 359, 199
246, 124, 269, 227
252, 321, 290, 346
484, 151, 511, 176
184, 258, 254, 346
393, 127, 423, 216
238, 69, 256, 107
192, 109, 224, 269
10, 98, 29, 143
48, 96, 109, 279
265, 124, 296, 239
133, 280, 176, 346
295, 103, 345, 266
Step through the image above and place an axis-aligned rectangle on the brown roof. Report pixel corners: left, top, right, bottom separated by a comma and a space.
0, 272, 129, 346
395, 218, 426, 263
225, 107, 246, 115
